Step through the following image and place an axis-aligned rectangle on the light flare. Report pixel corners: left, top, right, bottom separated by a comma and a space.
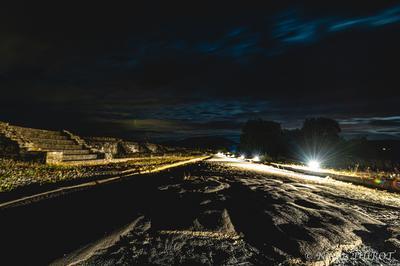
307, 160, 321, 171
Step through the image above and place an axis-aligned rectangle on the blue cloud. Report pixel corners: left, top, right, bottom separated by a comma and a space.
329, 5, 400, 31
329, 18, 370, 31
196, 41, 222, 53
339, 116, 400, 139
100, 4, 400, 68
370, 6, 400, 26
226, 27, 247, 38
272, 12, 319, 44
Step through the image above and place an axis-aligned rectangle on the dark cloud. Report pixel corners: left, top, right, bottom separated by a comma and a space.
369, 118, 400, 127
1, 1, 399, 140
339, 116, 400, 140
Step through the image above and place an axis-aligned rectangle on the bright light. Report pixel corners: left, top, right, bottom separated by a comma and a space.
307, 160, 321, 170
239, 155, 245, 160
216, 152, 224, 156
252, 155, 260, 162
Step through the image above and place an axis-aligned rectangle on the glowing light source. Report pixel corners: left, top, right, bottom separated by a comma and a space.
252, 155, 260, 162
374, 178, 384, 185
307, 160, 321, 170
239, 155, 245, 160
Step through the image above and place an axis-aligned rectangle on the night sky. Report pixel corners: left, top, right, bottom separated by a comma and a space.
1, 1, 400, 142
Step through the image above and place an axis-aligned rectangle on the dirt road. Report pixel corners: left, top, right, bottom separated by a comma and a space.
2, 156, 399, 265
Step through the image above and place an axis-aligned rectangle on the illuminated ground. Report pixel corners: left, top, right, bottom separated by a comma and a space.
271, 162, 400, 193
51, 155, 400, 265
0, 155, 198, 194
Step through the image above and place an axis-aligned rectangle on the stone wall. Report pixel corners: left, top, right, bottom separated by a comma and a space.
119, 141, 148, 156
46, 151, 64, 164
83, 137, 168, 159
144, 143, 167, 153
0, 135, 20, 159
0, 134, 47, 162
83, 137, 120, 159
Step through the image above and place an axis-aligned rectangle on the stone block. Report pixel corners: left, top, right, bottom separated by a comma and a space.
46, 151, 64, 164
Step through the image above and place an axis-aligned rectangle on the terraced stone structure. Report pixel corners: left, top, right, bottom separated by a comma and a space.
0, 121, 104, 163
84, 137, 171, 159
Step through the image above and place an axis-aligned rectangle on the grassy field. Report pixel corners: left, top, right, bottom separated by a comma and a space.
0, 156, 199, 193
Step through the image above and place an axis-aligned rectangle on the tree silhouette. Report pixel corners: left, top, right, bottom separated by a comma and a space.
299, 117, 342, 164
239, 119, 284, 159
301, 117, 341, 141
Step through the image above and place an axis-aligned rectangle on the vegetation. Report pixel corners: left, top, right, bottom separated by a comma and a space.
239, 119, 284, 159
0, 155, 199, 193
239, 117, 400, 172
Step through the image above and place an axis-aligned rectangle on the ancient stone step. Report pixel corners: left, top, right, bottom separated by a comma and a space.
11, 126, 63, 135
22, 133, 69, 140
62, 154, 98, 161
1, 122, 106, 163
59, 149, 91, 155
28, 138, 76, 145
35, 144, 83, 150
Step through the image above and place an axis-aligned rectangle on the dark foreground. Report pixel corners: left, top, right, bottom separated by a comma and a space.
1, 156, 400, 265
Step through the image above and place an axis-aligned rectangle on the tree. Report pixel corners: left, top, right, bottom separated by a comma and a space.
301, 117, 341, 142
239, 119, 284, 158
299, 117, 342, 164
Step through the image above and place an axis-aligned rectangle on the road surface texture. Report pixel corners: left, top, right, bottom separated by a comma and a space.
2, 156, 399, 265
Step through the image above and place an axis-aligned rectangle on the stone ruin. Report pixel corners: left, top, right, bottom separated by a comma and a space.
0, 121, 104, 163
83, 137, 180, 159
0, 121, 183, 164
